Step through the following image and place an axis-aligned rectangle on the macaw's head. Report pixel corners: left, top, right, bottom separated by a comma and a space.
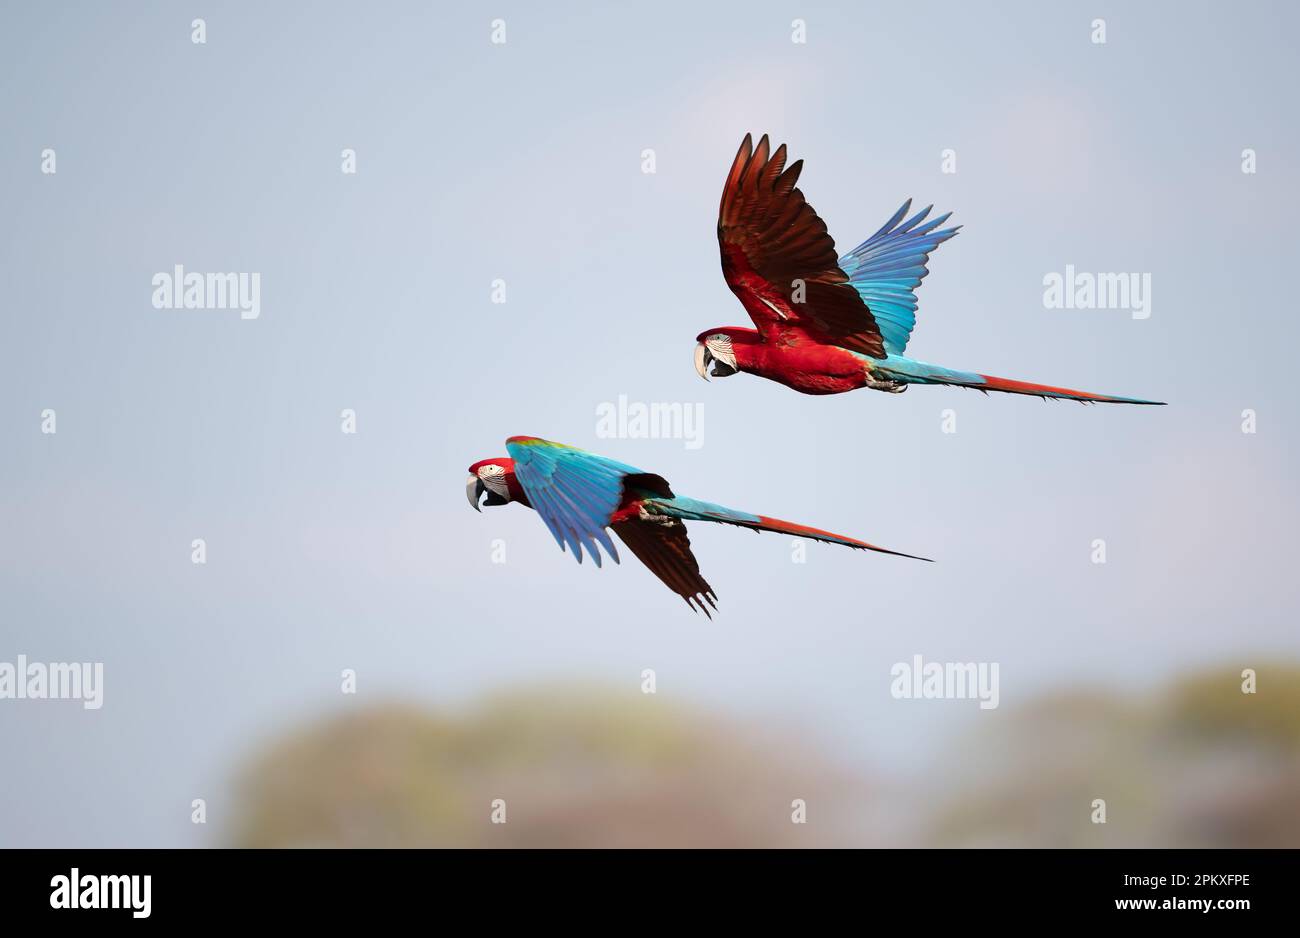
694, 328, 755, 380
466, 457, 526, 511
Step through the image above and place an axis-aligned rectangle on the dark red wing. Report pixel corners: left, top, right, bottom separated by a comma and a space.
612, 518, 717, 617
716, 134, 885, 357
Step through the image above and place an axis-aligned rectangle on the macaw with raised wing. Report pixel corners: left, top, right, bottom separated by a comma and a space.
467, 436, 929, 616
693, 133, 1164, 405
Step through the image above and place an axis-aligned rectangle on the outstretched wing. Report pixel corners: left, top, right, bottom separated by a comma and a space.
612, 517, 717, 617
839, 200, 960, 356
505, 436, 672, 567
717, 133, 886, 357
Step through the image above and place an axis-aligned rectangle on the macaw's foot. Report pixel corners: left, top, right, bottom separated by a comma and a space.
638, 506, 680, 527
866, 374, 908, 393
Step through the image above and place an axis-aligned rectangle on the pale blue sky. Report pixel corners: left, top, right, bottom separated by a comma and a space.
1, 0, 1297, 845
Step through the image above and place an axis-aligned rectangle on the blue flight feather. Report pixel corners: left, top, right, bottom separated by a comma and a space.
505, 437, 644, 567
838, 199, 960, 356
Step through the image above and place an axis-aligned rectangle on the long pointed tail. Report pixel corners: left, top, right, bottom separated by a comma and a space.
649, 496, 932, 562
879, 358, 1165, 405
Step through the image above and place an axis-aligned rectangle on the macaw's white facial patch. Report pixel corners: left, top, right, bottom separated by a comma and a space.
705, 334, 736, 372
695, 334, 738, 380
705, 333, 733, 356
477, 464, 509, 498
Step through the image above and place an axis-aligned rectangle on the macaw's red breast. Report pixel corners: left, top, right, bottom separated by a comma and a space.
744, 337, 870, 395
608, 501, 645, 525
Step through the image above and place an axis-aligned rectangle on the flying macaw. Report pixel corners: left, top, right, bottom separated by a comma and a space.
467, 436, 929, 616
693, 133, 1165, 405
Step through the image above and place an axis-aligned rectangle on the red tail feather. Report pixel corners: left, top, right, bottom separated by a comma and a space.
974, 374, 1165, 405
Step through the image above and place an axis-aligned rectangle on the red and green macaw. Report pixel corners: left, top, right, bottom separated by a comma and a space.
693, 133, 1165, 405
467, 436, 929, 616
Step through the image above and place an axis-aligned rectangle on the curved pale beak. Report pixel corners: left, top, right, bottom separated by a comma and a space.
466, 474, 485, 512
694, 342, 712, 381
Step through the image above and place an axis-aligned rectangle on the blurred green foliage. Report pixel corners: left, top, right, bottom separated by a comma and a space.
229, 665, 1300, 848
229, 686, 862, 848
928, 664, 1300, 847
